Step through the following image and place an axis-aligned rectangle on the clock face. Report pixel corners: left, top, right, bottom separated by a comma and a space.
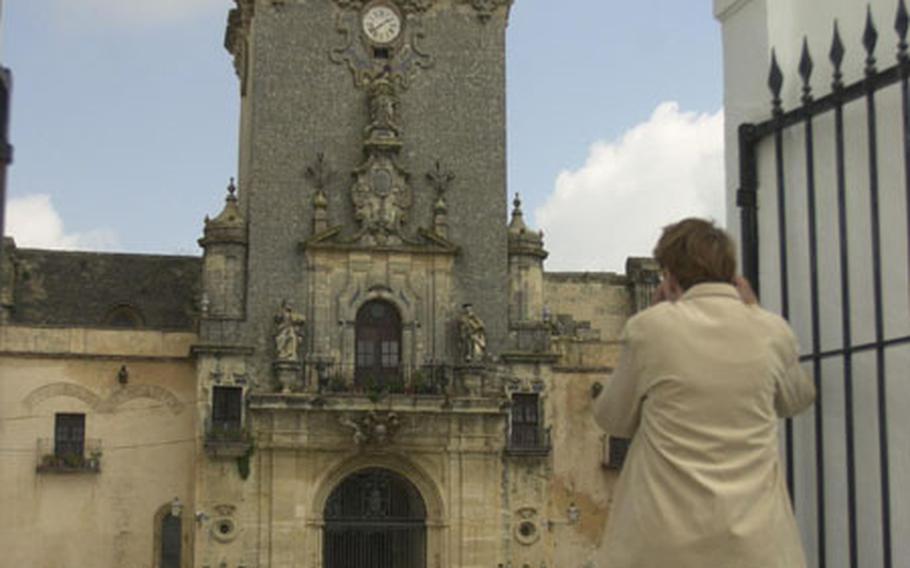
362, 5, 402, 45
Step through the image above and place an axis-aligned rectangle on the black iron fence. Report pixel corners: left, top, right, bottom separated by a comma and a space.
737, 3, 910, 567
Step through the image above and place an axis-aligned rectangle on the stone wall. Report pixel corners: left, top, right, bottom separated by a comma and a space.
0, 326, 197, 568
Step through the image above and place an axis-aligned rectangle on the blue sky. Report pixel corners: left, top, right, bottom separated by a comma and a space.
3, 0, 724, 271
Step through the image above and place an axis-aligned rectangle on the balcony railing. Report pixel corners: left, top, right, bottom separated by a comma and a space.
506, 426, 551, 457
204, 419, 251, 458
303, 361, 454, 397
36, 438, 102, 473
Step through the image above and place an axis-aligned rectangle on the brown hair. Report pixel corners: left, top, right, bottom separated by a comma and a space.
653, 218, 736, 290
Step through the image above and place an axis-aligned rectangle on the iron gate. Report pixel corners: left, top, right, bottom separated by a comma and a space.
324, 468, 427, 568
736, 2, 910, 567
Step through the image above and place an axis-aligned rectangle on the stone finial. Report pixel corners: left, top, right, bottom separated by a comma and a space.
199, 178, 247, 247
507, 193, 547, 260
433, 196, 449, 238
508, 193, 527, 233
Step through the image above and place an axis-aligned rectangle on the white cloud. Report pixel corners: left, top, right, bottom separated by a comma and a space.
535, 102, 725, 273
51, 0, 227, 28
5, 194, 119, 251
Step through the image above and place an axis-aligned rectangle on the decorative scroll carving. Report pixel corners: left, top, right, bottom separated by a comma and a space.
330, 7, 433, 90
332, 0, 434, 16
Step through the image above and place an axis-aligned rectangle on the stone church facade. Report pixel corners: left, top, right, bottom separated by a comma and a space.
0, 1, 658, 567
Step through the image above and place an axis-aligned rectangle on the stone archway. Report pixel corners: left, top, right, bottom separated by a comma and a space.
323, 467, 426, 568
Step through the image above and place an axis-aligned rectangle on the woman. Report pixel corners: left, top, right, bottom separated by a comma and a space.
594, 218, 815, 567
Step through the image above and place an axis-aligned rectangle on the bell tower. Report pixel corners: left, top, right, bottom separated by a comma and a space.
194, 3, 517, 566
222, 0, 514, 371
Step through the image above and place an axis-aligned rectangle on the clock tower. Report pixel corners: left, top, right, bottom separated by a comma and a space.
193, 1, 538, 567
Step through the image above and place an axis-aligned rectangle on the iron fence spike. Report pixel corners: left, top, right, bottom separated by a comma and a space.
896, 0, 909, 55
768, 48, 784, 110
799, 36, 814, 84
831, 20, 845, 87
864, 4, 879, 69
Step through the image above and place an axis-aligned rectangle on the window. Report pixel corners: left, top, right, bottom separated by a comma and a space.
154, 502, 185, 568
603, 436, 631, 470
508, 394, 548, 454
212, 386, 243, 434
54, 413, 85, 459
355, 300, 402, 389
160, 514, 181, 568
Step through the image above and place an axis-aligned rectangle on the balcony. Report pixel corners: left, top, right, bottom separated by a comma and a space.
36, 438, 102, 474
288, 360, 500, 399
204, 420, 251, 458
506, 426, 551, 457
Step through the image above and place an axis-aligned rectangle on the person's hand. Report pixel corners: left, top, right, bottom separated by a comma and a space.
733, 275, 758, 305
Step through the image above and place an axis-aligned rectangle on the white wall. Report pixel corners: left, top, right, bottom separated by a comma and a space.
716, 1, 910, 567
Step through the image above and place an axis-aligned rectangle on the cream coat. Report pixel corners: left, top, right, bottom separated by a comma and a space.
594, 283, 815, 568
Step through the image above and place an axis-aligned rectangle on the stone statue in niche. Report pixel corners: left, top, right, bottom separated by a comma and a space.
274, 299, 306, 362
364, 69, 401, 146
458, 303, 487, 362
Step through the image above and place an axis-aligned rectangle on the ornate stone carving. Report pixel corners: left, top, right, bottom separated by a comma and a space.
332, 0, 434, 17
274, 299, 306, 363
305, 153, 335, 235
338, 410, 402, 446
514, 507, 541, 545
350, 153, 412, 245
330, 6, 433, 90
462, 0, 513, 22
458, 303, 487, 362
224, 0, 255, 95
426, 160, 455, 238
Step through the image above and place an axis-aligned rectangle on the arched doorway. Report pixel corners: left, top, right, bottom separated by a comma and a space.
355, 300, 401, 389
323, 468, 427, 568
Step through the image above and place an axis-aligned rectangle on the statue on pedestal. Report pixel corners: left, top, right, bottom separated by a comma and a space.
458, 303, 486, 363
274, 299, 306, 362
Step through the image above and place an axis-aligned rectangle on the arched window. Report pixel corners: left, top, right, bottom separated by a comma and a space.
355, 300, 401, 389
324, 468, 426, 568
153, 501, 186, 568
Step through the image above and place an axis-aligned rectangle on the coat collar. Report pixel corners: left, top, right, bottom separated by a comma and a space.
680, 282, 740, 301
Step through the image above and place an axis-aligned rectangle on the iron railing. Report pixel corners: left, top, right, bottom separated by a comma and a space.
36, 437, 102, 473
737, 3, 910, 567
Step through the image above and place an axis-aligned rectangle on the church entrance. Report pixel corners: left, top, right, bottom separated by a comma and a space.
323, 468, 427, 568
354, 300, 402, 390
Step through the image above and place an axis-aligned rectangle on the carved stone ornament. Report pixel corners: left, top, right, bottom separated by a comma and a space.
350, 153, 413, 245
462, 0, 513, 22
332, 0, 434, 16
338, 411, 403, 446
330, 2, 433, 90
224, 0, 255, 95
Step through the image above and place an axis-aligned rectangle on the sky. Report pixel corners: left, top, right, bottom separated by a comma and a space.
2, 0, 724, 272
